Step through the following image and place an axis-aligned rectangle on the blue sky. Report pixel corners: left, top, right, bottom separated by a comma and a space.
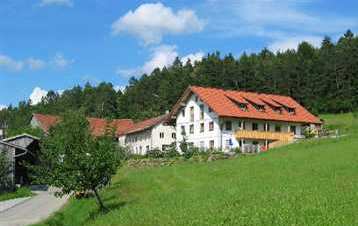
0, 0, 357, 108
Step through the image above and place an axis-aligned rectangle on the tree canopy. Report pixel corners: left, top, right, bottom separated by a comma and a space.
31, 111, 121, 210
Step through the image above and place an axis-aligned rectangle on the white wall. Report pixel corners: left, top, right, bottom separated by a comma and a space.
176, 94, 222, 150
151, 123, 176, 150
120, 122, 176, 155
123, 129, 152, 155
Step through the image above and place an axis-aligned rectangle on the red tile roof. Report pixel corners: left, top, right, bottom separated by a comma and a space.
32, 114, 134, 137
32, 114, 59, 133
170, 86, 321, 124
122, 114, 169, 135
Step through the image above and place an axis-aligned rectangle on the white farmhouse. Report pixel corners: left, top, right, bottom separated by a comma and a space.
118, 114, 176, 155
169, 86, 321, 152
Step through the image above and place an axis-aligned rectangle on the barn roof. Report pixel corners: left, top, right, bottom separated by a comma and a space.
121, 114, 169, 136
32, 114, 134, 137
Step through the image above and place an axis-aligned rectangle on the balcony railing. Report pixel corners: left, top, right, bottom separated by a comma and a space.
235, 129, 294, 142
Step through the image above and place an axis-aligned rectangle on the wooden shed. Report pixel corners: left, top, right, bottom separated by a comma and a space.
0, 134, 40, 186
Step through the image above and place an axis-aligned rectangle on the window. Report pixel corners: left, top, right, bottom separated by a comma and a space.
252, 123, 258, 131
181, 109, 185, 117
266, 123, 270, 131
274, 107, 282, 114
195, 96, 198, 102
189, 124, 194, 134
172, 133, 176, 139
200, 123, 204, 133
225, 139, 232, 149
275, 125, 281, 132
190, 106, 194, 122
290, 125, 296, 135
139, 146, 142, 152
225, 121, 232, 131
200, 104, 204, 120
252, 141, 259, 145
146, 145, 150, 151
181, 126, 186, 135
208, 107, 212, 113
209, 121, 214, 131
200, 141, 205, 149
287, 108, 295, 115
239, 103, 248, 111
159, 132, 164, 139
209, 140, 215, 149
242, 121, 246, 130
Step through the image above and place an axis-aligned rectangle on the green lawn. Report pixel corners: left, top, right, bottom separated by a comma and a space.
0, 187, 33, 202
34, 113, 358, 226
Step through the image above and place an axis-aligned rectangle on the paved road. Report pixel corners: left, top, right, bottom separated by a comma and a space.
0, 189, 68, 226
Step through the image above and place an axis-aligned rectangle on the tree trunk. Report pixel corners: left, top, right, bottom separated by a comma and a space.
93, 188, 107, 211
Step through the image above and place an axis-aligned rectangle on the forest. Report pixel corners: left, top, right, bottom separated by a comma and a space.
0, 30, 357, 135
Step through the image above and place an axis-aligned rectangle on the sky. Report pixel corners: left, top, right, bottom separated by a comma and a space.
0, 0, 357, 108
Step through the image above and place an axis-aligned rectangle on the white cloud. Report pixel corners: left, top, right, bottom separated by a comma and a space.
142, 45, 178, 74
117, 46, 206, 77
112, 3, 205, 45
29, 87, 48, 105
268, 36, 322, 52
27, 58, 46, 70
57, 90, 64, 95
114, 85, 126, 93
51, 53, 74, 69
0, 53, 73, 72
117, 45, 178, 77
39, 0, 73, 7
181, 51, 204, 64
0, 105, 7, 110
0, 54, 24, 72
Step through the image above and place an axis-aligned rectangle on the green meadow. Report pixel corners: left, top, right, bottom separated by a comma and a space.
34, 113, 358, 226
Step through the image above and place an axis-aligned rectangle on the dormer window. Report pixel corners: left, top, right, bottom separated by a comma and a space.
273, 107, 282, 114
287, 107, 295, 115
238, 103, 248, 111
253, 104, 265, 112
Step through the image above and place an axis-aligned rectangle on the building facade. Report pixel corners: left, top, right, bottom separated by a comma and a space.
118, 115, 176, 155
170, 86, 321, 152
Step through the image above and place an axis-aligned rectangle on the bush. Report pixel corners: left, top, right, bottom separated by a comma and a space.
303, 127, 317, 138
163, 143, 180, 158
232, 147, 241, 154
183, 146, 200, 160
118, 146, 132, 160
146, 148, 164, 159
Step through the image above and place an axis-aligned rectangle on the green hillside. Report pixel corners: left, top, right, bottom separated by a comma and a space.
34, 113, 358, 226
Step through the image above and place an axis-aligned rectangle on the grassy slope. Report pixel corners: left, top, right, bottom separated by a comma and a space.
35, 113, 358, 226
0, 187, 33, 202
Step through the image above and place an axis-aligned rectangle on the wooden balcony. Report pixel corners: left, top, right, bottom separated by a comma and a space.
235, 129, 294, 142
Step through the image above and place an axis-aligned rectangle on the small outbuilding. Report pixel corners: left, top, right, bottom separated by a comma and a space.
0, 134, 40, 186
